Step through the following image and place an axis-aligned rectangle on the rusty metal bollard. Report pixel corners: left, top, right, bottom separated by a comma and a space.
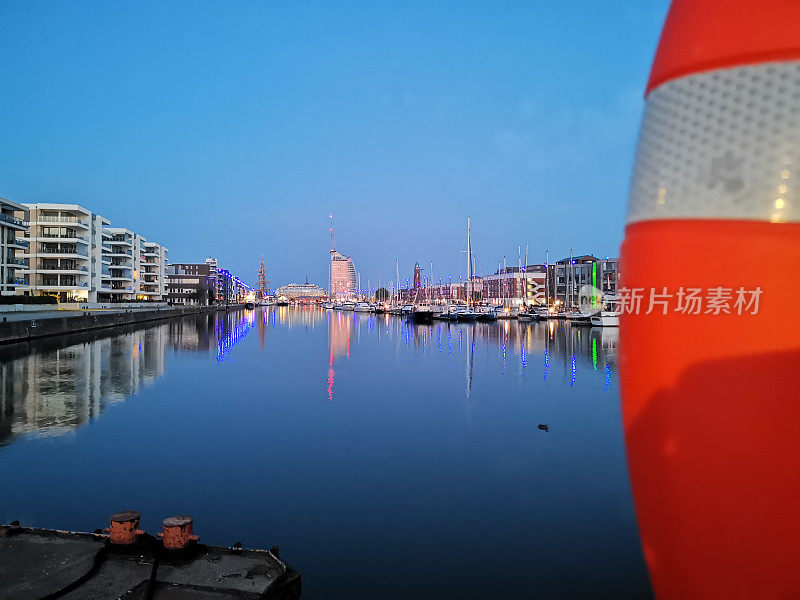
105, 511, 145, 545
158, 515, 199, 550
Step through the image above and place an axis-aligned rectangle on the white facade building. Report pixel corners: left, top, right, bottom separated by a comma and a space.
0, 197, 29, 296
103, 227, 137, 301
12, 203, 169, 303
140, 241, 169, 299
18, 204, 109, 302
103, 228, 169, 301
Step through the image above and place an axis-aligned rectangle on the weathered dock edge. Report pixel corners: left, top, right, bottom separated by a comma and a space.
0, 304, 246, 345
0, 523, 301, 599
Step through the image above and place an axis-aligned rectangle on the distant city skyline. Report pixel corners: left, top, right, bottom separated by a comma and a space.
1, 1, 670, 288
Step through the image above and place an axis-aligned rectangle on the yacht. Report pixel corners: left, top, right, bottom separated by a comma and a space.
341, 301, 356, 311
354, 302, 373, 312
433, 305, 458, 320
590, 295, 620, 327
408, 304, 435, 323
475, 306, 497, 322
495, 306, 518, 320
566, 310, 594, 326
453, 307, 478, 322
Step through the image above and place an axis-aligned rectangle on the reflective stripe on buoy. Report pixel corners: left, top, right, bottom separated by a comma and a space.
629, 61, 800, 224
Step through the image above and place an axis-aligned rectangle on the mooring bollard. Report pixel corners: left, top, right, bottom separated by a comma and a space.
158, 515, 199, 549
105, 510, 145, 545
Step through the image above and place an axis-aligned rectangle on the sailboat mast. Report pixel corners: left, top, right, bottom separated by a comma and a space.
545, 250, 549, 307
569, 248, 573, 308
502, 255, 507, 306
466, 218, 472, 305
395, 259, 399, 304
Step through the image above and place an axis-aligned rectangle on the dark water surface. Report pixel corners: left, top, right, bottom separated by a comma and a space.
0, 307, 652, 599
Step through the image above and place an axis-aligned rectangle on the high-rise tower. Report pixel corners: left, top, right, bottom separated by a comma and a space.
328, 215, 356, 299
413, 262, 421, 288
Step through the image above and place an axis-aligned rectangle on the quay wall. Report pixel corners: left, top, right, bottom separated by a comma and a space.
0, 304, 247, 345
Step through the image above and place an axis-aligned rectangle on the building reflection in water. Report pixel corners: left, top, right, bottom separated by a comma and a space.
324, 311, 618, 403
0, 310, 256, 447
1, 309, 618, 447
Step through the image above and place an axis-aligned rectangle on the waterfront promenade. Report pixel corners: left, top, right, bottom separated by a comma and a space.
0, 303, 245, 344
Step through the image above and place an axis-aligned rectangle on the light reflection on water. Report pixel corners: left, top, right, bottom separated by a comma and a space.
0, 307, 649, 600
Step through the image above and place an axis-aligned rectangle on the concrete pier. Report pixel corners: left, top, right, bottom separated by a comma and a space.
0, 522, 301, 599
0, 304, 247, 345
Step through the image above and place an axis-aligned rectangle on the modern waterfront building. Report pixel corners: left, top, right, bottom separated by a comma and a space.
9, 203, 169, 303
140, 241, 169, 300
102, 229, 169, 301
166, 263, 213, 305
482, 266, 547, 306
274, 282, 328, 302
0, 197, 29, 296
17, 204, 109, 302
205, 257, 220, 301
549, 255, 620, 305
330, 250, 356, 299
103, 227, 137, 301
218, 268, 253, 303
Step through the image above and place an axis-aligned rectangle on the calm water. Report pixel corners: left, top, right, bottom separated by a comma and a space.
0, 307, 652, 599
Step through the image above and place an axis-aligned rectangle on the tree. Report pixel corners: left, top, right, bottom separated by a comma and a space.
375, 287, 390, 301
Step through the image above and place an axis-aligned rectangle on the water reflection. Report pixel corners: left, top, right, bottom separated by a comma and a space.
322, 311, 618, 403
0, 310, 256, 447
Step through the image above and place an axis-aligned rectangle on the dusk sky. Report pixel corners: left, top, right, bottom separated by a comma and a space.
2, 1, 669, 290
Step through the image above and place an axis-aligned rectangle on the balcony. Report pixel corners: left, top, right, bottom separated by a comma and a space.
9, 238, 29, 249
109, 236, 133, 246
0, 212, 28, 229
5, 258, 29, 267
105, 249, 133, 257
37, 265, 89, 274
36, 215, 89, 228
39, 247, 89, 257
39, 233, 89, 243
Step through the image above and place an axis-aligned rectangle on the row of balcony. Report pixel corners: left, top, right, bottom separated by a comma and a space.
0, 212, 28, 228
36, 215, 89, 227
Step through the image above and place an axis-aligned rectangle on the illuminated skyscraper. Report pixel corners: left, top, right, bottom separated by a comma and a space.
328, 217, 356, 298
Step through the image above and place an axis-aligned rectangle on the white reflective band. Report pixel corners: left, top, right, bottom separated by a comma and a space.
627, 61, 800, 224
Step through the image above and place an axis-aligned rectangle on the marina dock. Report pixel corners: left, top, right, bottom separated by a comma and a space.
0, 515, 301, 599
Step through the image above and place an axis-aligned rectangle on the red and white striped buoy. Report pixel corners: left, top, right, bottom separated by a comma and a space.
620, 1, 800, 598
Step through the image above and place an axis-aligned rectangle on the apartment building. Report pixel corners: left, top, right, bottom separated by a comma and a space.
548, 255, 621, 306
102, 227, 137, 301
0, 197, 29, 296
17, 204, 108, 302
482, 267, 547, 306
140, 241, 168, 300
166, 264, 212, 305
101, 228, 169, 301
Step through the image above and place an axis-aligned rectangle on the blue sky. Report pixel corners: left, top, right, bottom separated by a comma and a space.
1, 1, 669, 289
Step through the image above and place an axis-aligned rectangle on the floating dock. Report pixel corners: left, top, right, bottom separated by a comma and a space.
0, 512, 301, 599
